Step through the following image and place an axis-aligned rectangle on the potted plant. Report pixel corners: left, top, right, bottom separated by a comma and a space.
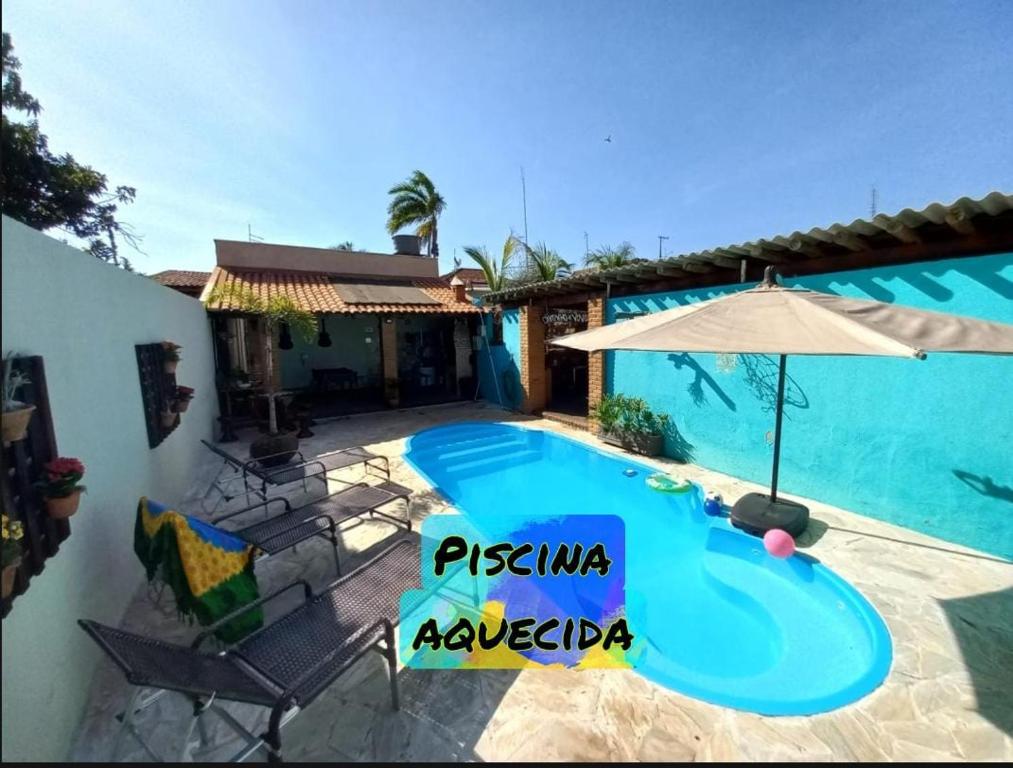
2, 352, 35, 445
36, 457, 87, 519
162, 341, 182, 374
1, 513, 24, 599
175, 385, 195, 413
594, 394, 670, 457
161, 406, 178, 428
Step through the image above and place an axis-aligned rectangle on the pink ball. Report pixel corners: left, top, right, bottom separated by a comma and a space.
763, 528, 796, 558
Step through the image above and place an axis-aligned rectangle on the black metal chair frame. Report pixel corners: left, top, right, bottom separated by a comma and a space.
211, 497, 342, 577
200, 440, 390, 513
80, 540, 421, 763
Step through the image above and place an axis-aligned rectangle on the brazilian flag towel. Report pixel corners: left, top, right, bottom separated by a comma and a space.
135, 497, 262, 642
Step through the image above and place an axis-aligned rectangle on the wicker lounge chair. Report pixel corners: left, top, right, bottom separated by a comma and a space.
80, 539, 422, 763
209, 497, 343, 577
200, 440, 390, 511
212, 480, 414, 576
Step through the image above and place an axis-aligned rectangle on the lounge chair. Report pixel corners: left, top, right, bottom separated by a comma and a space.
200, 440, 390, 511
209, 496, 343, 577
212, 480, 415, 576
80, 539, 422, 763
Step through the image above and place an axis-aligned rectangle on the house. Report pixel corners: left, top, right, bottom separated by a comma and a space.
201, 237, 483, 424
442, 266, 489, 300
149, 269, 211, 298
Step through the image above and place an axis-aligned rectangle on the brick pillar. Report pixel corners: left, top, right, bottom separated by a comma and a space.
519, 305, 546, 414
381, 317, 400, 407
587, 296, 605, 426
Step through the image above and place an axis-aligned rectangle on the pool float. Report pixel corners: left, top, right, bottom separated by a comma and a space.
646, 473, 693, 493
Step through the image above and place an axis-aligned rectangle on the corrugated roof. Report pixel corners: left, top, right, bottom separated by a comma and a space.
150, 270, 211, 288
202, 267, 482, 315
485, 191, 1013, 302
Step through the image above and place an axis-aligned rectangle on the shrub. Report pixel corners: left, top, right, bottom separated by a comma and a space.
594, 394, 670, 435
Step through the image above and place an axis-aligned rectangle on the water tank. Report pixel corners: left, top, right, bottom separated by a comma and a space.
393, 234, 422, 255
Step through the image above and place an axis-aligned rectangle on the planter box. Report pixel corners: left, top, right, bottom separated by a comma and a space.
599, 428, 664, 457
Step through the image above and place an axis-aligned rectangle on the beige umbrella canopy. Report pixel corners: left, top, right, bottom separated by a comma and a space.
555, 271, 1013, 358
553, 267, 1013, 536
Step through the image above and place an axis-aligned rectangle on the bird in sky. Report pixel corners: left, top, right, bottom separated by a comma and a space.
604, 134, 612, 143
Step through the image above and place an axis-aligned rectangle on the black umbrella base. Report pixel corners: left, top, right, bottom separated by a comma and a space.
731, 492, 809, 538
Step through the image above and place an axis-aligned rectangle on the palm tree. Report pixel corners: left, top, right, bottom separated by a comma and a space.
463, 234, 520, 292
585, 241, 637, 270
386, 170, 446, 257
523, 241, 574, 281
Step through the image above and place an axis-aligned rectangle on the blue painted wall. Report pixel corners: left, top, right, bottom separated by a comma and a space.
606, 253, 1013, 559
477, 309, 522, 409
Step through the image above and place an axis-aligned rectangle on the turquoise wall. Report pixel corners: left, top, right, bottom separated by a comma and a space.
279, 314, 381, 389
606, 253, 1013, 560
477, 309, 522, 409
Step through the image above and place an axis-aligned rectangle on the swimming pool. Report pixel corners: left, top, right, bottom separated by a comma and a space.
405, 421, 892, 715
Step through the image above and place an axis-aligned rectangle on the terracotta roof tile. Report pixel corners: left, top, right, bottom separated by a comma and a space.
202, 267, 482, 315
442, 267, 488, 283
150, 270, 212, 288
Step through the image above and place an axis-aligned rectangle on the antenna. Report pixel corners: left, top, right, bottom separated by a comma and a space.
658, 234, 669, 260
520, 166, 529, 246
870, 186, 878, 218
584, 231, 590, 260
247, 223, 264, 243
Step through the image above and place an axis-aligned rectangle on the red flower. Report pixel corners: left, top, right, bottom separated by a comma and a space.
45, 457, 85, 477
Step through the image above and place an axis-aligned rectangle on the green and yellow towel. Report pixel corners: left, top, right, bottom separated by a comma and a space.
134, 497, 262, 642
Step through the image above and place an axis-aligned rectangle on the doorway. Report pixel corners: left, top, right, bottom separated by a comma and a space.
543, 305, 589, 417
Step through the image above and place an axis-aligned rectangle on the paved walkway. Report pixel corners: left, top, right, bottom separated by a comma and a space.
71, 402, 1012, 761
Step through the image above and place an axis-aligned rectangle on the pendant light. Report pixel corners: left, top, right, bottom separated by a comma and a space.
317, 317, 332, 347
278, 322, 294, 350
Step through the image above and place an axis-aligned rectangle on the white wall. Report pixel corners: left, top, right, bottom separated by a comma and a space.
1, 217, 219, 761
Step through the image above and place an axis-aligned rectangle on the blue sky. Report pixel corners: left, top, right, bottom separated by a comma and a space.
4, 0, 1011, 275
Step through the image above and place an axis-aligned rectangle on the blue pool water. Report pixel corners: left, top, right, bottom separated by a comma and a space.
405, 422, 893, 715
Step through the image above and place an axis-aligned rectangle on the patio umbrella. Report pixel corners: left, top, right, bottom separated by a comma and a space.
552, 267, 1013, 536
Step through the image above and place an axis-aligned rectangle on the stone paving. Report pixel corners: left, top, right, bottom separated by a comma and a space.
70, 402, 1013, 761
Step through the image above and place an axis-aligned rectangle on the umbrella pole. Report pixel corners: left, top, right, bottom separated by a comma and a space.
769, 354, 787, 502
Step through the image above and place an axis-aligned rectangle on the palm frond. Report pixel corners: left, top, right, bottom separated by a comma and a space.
523, 241, 573, 281
386, 170, 445, 245
585, 241, 637, 270
463, 245, 502, 291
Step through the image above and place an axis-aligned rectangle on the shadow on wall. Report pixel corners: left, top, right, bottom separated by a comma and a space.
663, 419, 695, 463
952, 470, 1013, 504
740, 354, 809, 417
938, 588, 1013, 737
668, 353, 736, 411
796, 253, 1013, 305
480, 346, 521, 411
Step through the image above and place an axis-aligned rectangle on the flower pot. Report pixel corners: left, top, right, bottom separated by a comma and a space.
2, 404, 36, 445
164, 359, 178, 374
161, 410, 178, 428
250, 432, 299, 467
599, 428, 623, 448
623, 431, 664, 457
1, 561, 20, 599
176, 399, 191, 413
45, 490, 82, 519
